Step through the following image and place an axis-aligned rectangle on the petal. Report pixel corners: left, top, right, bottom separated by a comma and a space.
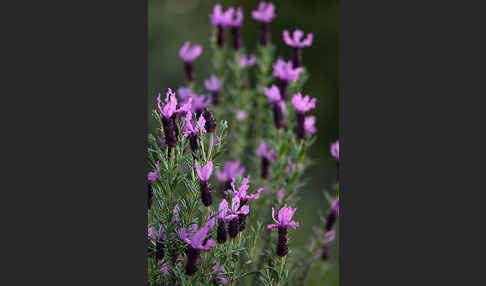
283, 30, 293, 46
267, 224, 278, 229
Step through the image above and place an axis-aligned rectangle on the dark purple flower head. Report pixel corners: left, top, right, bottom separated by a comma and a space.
179, 41, 202, 62
212, 262, 229, 284
178, 223, 215, 250
148, 161, 160, 183
331, 140, 339, 160
215, 161, 245, 183
210, 4, 232, 27
267, 204, 299, 230
257, 140, 277, 162
160, 261, 169, 276
304, 116, 317, 135
291, 92, 317, 113
283, 29, 313, 48
204, 75, 222, 92
252, 2, 275, 23
157, 88, 192, 118
264, 85, 282, 103
183, 111, 206, 137
240, 54, 257, 68
148, 226, 156, 240
227, 7, 244, 27
195, 160, 213, 182
231, 176, 264, 202
273, 58, 303, 82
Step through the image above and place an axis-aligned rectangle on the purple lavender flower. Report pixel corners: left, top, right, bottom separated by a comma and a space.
273, 59, 303, 100
179, 41, 202, 82
283, 29, 313, 67
292, 93, 317, 140
177, 86, 196, 103
148, 161, 160, 209
202, 108, 217, 133
191, 94, 211, 117
210, 4, 232, 47
215, 161, 245, 197
252, 2, 275, 45
155, 225, 167, 260
236, 109, 247, 121
257, 140, 277, 179
240, 54, 256, 68
231, 177, 264, 232
331, 140, 339, 160
304, 116, 317, 135
179, 223, 216, 276
264, 85, 287, 129
331, 140, 339, 180
157, 89, 192, 150
212, 262, 229, 284
204, 75, 222, 106
172, 204, 180, 223
227, 7, 244, 50
267, 205, 299, 257
195, 160, 213, 206
148, 226, 155, 240
223, 195, 249, 239
325, 198, 339, 231
184, 111, 206, 157
320, 229, 336, 261
276, 189, 285, 201
160, 260, 169, 276
216, 199, 237, 244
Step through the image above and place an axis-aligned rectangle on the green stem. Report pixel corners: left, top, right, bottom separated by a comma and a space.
207, 133, 214, 162
278, 256, 286, 286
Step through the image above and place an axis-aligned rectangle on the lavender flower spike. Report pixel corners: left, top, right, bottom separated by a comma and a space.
227, 7, 244, 50
202, 108, 217, 133
184, 111, 206, 157
179, 223, 216, 276
157, 89, 192, 150
215, 161, 245, 197
325, 198, 339, 231
212, 262, 229, 284
292, 93, 317, 140
147, 161, 160, 209
210, 4, 232, 47
267, 205, 299, 257
273, 59, 303, 100
226, 195, 250, 239
240, 54, 257, 68
257, 140, 277, 179
179, 41, 202, 82
320, 229, 336, 261
252, 2, 275, 45
204, 75, 222, 106
264, 85, 286, 129
231, 177, 264, 231
191, 93, 211, 117
195, 160, 214, 206
216, 199, 238, 244
283, 29, 313, 67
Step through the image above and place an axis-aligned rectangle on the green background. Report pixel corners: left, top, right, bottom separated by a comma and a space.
149, 0, 338, 284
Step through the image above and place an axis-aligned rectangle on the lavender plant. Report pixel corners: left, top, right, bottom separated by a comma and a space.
148, 2, 339, 285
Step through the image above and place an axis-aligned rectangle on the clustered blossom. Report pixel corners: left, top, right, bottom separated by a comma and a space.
283, 29, 313, 67
179, 41, 202, 81
267, 205, 299, 257
216, 199, 236, 244
210, 4, 233, 47
216, 161, 245, 197
264, 85, 287, 129
273, 59, 303, 100
184, 111, 206, 157
292, 93, 317, 139
304, 116, 317, 135
203, 108, 217, 133
179, 221, 216, 276
147, 161, 160, 209
195, 160, 214, 206
204, 75, 222, 106
257, 140, 277, 179
319, 198, 339, 261
325, 198, 339, 231
172, 204, 180, 223
225, 195, 249, 239
252, 2, 275, 45
320, 229, 336, 261
231, 177, 264, 231
157, 88, 192, 150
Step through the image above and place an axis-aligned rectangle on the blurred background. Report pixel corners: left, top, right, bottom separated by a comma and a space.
149, 0, 338, 284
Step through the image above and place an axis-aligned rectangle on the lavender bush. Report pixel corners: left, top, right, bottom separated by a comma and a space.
148, 2, 339, 285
